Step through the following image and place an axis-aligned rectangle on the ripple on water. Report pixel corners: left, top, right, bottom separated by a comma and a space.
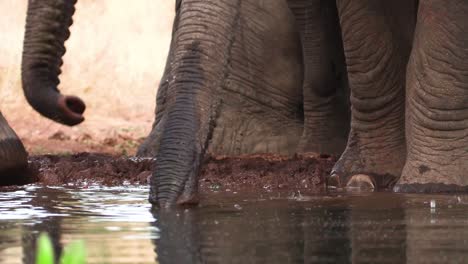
1, 186, 468, 263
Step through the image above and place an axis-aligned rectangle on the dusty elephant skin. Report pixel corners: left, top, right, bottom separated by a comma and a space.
330, 0, 468, 192
394, 1, 468, 191
329, 0, 417, 190
138, 0, 349, 206
147, 0, 468, 205
142, 0, 304, 206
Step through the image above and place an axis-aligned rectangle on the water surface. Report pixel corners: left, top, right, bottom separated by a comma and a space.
0, 185, 467, 263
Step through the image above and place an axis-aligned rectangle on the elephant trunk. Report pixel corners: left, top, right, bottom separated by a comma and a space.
21, 0, 85, 126
151, 42, 219, 207
151, 0, 241, 207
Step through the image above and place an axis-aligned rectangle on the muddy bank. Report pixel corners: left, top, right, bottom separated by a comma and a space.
199, 153, 335, 193
6, 152, 336, 193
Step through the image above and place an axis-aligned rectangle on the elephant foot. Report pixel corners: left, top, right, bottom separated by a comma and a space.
328, 173, 376, 192
0, 114, 29, 185
327, 132, 405, 191
345, 174, 375, 191
394, 158, 468, 193
329, 167, 398, 192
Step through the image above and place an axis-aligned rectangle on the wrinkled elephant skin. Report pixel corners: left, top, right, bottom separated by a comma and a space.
331, 0, 468, 192
138, 0, 349, 206
22, 0, 86, 126
21, 0, 467, 206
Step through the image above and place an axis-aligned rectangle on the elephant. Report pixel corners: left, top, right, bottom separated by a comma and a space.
144, 0, 467, 206
19, 0, 467, 207
136, 0, 350, 206
3, 0, 346, 190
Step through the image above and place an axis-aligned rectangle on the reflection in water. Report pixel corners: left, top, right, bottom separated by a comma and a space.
0, 186, 467, 263
0, 186, 155, 264
20, 187, 70, 264
152, 193, 468, 263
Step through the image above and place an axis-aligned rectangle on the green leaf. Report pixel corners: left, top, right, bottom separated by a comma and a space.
60, 240, 86, 264
36, 233, 55, 264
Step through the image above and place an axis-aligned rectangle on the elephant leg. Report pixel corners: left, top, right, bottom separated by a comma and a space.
330, 0, 417, 190
288, 0, 350, 156
0, 112, 28, 185
395, 1, 468, 192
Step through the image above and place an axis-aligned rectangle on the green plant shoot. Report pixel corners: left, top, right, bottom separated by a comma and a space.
36, 232, 86, 264
36, 233, 54, 264
60, 240, 86, 264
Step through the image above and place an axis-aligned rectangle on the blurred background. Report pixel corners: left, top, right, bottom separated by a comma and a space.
0, 0, 174, 155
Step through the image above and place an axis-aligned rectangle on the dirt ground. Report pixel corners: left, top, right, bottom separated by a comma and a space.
23, 152, 335, 194
17, 118, 148, 156
0, 1, 174, 156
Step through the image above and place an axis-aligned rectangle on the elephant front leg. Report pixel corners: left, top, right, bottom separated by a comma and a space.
329, 0, 417, 190
395, 0, 468, 192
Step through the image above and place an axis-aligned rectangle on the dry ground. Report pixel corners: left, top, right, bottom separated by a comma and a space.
0, 1, 174, 155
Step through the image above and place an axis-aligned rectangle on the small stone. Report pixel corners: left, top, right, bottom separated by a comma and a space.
48, 131, 70, 141
103, 137, 117, 146
77, 133, 93, 142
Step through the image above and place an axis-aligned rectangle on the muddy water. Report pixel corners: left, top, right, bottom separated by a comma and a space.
0, 186, 467, 263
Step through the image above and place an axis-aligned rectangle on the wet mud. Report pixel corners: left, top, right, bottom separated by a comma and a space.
19, 152, 336, 193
